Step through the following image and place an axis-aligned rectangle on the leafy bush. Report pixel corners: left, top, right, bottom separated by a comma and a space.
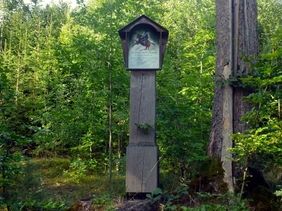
147, 187, 249, 211
146, 186, 188, 211
63, 157, 88, 183
181, 192, 249, 211
231, 29, 282, 169
11, 199, 66, 211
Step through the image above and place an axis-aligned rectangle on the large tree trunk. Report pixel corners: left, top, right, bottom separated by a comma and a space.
208, 0, 258, 192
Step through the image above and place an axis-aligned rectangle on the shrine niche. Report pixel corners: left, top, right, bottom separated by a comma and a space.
119, 15, 168, 71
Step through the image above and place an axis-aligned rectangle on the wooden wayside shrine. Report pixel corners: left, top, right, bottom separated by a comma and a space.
127, 71, 157, 193
118, 15, 169, 194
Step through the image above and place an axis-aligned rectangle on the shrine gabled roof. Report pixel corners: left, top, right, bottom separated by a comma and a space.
118, 14, 168, 34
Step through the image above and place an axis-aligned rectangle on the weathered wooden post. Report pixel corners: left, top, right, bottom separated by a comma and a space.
119, 15, 168, 194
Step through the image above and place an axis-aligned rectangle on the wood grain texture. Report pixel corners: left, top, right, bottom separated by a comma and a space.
126, 71, 159, 193
209, 0, 258, 192
129, 71, 156, 145
126, 146, 159, 193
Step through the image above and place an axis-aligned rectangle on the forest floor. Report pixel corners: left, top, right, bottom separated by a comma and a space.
5, 158, 282, 210
9, 158, 127, 210
8, 158, 193, 210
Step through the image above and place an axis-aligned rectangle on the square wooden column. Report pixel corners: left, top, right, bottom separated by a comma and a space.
126, 71, 159, 193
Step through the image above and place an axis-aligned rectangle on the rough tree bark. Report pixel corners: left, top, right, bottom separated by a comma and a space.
208, 0, 258, 192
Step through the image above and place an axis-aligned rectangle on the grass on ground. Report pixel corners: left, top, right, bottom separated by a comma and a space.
7, 157, 126, 209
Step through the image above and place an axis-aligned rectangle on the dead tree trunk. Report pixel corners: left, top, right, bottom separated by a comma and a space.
208, 0, 258, 192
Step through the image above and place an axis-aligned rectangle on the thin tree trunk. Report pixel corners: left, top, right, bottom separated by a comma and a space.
108, 0, 113, 181
16, 52, 20, 107
208, 0, 258, 192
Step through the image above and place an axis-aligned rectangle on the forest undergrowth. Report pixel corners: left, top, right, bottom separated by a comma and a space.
1, 158, 125, 210
1, 157, 282, 211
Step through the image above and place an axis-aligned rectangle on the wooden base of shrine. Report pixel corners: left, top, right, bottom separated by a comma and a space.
126, 145, 159, 193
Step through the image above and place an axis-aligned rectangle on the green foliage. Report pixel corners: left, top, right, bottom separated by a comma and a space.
146, 188, 163, 203
146, 186, 188, 211
230, 29, 282, 167
135, 123, 153, 134
91, 195, 118, 211
63, 156, 98, 183
156, 0, 215, 178
146, 187, 249, 211
1, 0, 282, 208
181, 204, 226, 211
10, 199, 66, 211
181, 192, 249, 211
0, 41, 25, 205
275, 189, 282, 198
257, 0, 282, 53
3, 158, 126, 208
63, 157, 88, 183
2, 0, 216, 183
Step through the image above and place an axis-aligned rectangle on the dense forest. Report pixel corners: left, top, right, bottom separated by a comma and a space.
1, 0, 282, 210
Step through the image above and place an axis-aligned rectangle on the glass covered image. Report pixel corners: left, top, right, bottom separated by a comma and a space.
128, 24, 159, 69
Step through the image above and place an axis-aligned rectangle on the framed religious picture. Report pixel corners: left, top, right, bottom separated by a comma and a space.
119, 15, 169, 71
128, 24, 160, 69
